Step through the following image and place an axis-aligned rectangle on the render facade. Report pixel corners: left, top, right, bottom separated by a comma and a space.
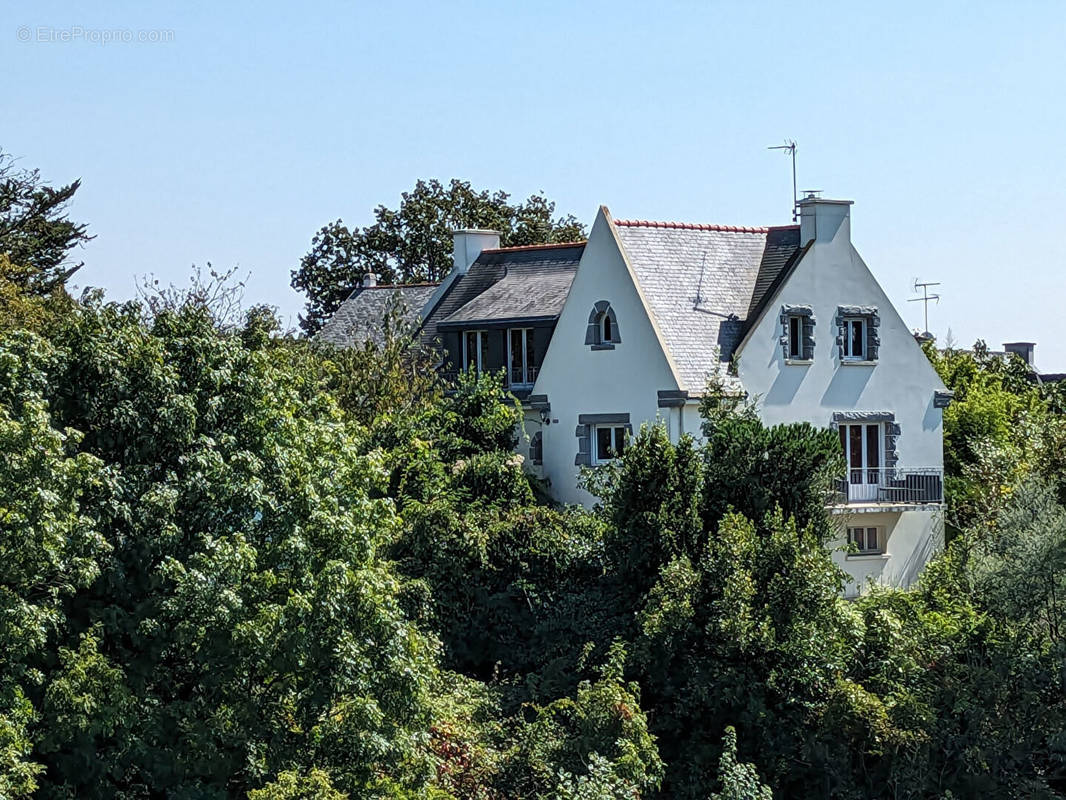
319, 195, 949, 597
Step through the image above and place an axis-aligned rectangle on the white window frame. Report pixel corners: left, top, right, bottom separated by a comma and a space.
462, 330, 487, 374
592, 424, 628, 465
847, 526, 883, 555
842, 317, 867, 360
507, 327, 535, 387
599, 312, 612, 345
787, 315, 803, 359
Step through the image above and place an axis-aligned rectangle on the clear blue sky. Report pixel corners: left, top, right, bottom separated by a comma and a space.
5, 1, 1066, 369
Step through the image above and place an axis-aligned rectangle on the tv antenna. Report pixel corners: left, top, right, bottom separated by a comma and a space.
768, 140, 798, 221
908, 280, 941, 335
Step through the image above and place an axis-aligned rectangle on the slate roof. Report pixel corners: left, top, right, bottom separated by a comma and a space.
315, 284, 438, 348
421, 242, 584, 344
439, 243, 584, 327
613, 219, 801, 393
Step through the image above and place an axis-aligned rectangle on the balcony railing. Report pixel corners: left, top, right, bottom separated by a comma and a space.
508, 365, 538, 388
833, 467, 943, 505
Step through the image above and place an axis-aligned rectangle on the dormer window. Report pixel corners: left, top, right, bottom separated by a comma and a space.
585, 300, 621, 350
462, 330, 488, 374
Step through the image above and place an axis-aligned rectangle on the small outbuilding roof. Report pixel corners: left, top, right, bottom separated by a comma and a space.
315, 283, 438, 348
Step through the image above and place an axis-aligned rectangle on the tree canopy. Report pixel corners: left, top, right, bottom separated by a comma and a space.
0, 150, 92, 293
290, 179, 585, 334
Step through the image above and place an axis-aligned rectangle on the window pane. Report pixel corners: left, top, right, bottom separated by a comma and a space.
509, 329, 523, 385
603, 314, 612, 342
849, 425, 863, 483
789, 316, 801, 358
526, 329, 536, 383
614, 427, 627, 454
867, 528, 879, 551
865, 424, 880, 481
465, 331, 476, 369
850, 320, 864, 358
596, 427, 613, 461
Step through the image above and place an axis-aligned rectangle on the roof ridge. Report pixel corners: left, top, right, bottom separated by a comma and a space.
614, 219, 771, 234
481, 240, 587, 253
361, 282, 440, 289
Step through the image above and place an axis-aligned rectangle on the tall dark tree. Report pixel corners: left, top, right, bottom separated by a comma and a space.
291, 178, 585, 335
0, 151, 92, 293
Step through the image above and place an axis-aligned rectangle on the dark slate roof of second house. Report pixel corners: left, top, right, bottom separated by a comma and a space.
613, 218, 801, 393
420, 242, 585, 344
439, 243, 585, 327
315, 283, 439, 348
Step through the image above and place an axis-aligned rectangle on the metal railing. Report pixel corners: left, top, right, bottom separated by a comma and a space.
509, 365, 538, 388
833, 466, 943, 505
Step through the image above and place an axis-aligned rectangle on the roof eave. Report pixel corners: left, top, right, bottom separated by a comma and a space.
733, 239, 815, 357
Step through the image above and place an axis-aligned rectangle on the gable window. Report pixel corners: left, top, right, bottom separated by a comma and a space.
848, 526, 882, 555
462, 330, 488, 374
779, 304, 815, 362
585, 300, 621, 350
835, 306, 880, 363
788, 316, 802, 358
508, 328, 536, 387
842, 317, 866, 360
593, 425, 628, 464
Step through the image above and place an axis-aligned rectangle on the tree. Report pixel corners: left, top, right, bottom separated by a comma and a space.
710, 728, 772, 800
3, 299, 444, 797
291, 179, 585, 334
0, 150, 92, 292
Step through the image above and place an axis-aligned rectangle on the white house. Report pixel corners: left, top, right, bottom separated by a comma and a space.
320, 194, 949, 596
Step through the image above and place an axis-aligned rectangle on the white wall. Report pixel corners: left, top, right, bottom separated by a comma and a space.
533, 207, 679, 506
736, 205, 947, 591
829, 509, 944, 596
736, 228, 947, 470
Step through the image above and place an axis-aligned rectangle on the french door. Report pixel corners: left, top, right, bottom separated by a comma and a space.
839, 423, 881, 501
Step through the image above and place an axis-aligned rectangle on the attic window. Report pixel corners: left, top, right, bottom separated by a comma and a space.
835, 306, 880, 363
585, 300, 621, 350
779, 305, 815, 361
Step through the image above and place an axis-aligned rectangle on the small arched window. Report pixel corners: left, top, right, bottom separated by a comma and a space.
585, 301, 620, 350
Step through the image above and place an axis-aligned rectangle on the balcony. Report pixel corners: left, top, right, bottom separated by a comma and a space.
832, 467, 943, 508
508, 364, 538, 389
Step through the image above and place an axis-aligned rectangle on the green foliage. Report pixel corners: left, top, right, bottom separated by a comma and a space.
247, 768, 348, 800
291, 179, 585, 334
0, 300, 443, 797
924, 339, 1066, 529
0, 150, 92, 292
710, 728, 772, 800
502, 644, 663, 800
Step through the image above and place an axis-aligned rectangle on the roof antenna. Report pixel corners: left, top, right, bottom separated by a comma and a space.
908, 279, 941, 336
695, 252, 707, 307
767, 140, 798, 221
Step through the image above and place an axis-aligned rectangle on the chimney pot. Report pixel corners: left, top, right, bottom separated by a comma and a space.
797, 195, 853, 246
1003, 341, 1036, 367
362, 273, 378, 288
451, 229, 501, 275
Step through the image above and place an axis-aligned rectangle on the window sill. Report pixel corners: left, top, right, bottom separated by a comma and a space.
785, 358, 813, 366
846, 552, 889, 561
590, 343, 615, 351
840, 360, 878, 367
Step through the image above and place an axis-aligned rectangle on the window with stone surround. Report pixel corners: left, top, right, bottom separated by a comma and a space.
835, 306, 880, 363
585, 301, 621, 350
780, 304, 815, 361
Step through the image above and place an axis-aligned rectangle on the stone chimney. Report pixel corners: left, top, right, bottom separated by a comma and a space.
798, 193, 853, 246
452, 229, 501, 274
1003, 341, 1036, 366
362, 273, 378, 288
